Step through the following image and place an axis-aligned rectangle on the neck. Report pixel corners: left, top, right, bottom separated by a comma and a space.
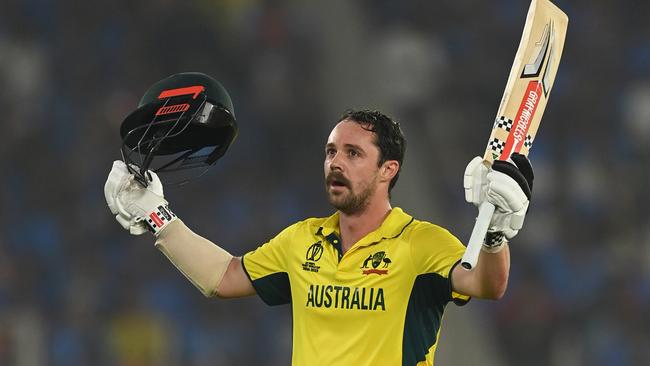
338, 198, 392, 252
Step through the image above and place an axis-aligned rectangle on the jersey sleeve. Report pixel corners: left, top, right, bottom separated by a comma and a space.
242, 223, 298, 306
408, 224, 470, 305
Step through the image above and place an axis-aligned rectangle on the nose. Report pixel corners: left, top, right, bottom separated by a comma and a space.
328, 151, 343, 172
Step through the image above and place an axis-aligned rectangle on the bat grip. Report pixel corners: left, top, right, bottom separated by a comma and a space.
461, 201, 496, 270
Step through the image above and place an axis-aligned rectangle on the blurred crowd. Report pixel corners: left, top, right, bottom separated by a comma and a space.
0, 0, 648, 365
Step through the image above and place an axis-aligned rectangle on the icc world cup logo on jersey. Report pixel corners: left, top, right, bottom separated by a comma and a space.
302, 241, 323, 272
361, 251, 391, 275
306, 242, 324, 261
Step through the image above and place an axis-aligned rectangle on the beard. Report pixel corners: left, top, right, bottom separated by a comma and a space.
325, 172, 378, 215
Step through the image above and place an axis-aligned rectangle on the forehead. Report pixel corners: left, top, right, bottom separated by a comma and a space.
327, 120, 377, 146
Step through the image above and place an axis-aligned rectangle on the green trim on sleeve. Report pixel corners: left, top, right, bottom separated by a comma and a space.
401, 273, 449, 365
241, 255, 291, 306
252, 272, 291, 306
240, 255, 255, 284
449, 260, 471, 306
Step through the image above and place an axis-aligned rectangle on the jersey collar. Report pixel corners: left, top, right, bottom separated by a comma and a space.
316, 207, 414, 245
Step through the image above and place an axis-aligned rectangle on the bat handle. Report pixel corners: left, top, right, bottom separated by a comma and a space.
461, 201, 496, 270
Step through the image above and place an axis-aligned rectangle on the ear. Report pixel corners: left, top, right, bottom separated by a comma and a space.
380, 160, 399, 183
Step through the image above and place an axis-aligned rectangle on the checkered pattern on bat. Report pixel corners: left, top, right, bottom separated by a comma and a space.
494, 116, 513, 131
523, 135, 533, 148
488, 138, 506, 156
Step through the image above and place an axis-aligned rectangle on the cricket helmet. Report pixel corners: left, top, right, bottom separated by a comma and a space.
120, 72, 237, 185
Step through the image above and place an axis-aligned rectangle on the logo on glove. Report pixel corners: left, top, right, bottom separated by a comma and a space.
145, 205, 176, 232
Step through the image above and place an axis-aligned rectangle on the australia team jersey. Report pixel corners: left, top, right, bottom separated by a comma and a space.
242, 207, 469, 366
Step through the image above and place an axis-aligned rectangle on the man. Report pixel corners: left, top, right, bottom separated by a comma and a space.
105, 109, 532, 365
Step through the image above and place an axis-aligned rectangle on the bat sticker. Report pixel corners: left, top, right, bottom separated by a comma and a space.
521, 20, 558, 97
494, 116, 514, 131
524, 135, 534, 148
521, 22, 551, 78
488, 137, 506, 159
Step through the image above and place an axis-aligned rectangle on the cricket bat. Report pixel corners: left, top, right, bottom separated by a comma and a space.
461, 0, 568, 270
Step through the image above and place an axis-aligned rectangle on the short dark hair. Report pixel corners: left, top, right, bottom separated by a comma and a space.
337, 109, 406, 192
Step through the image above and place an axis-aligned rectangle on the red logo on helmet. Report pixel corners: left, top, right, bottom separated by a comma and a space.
158, 85, 205, 100
155, 103, 190, 116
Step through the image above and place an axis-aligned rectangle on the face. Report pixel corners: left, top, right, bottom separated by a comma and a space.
324, 120, 383, 215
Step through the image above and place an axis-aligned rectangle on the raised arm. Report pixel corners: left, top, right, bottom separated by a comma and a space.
453, 153, 533, 299
104, 160, 256, 299
452, 243, 510, 299
155, 220, 256, 298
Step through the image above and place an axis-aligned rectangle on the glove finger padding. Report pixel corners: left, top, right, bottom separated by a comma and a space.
486, 171, 529, 212
114, 175, 144, 218
464, 156, 489, 205
105, 160, 131, 214
115, 213, 149, 236
486, 171, 530, 238
115, 213, 132, 231
129, 221, 149, 236
492, 153, 533, 199
508, 201, 529, 231
147, 170, 164, 196
510, 153, 534, 192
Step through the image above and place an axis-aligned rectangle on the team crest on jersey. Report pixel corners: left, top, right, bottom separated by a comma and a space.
302, 241, 323, 272
360, 251, 391, 275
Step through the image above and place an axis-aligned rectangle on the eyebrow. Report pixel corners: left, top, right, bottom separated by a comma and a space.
325, 142, 365, 153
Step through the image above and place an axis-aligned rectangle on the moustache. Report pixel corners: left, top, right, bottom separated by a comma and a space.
326, 172, 351, 187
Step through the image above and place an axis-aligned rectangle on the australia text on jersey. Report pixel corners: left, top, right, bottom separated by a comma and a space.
305, 284, 386, 311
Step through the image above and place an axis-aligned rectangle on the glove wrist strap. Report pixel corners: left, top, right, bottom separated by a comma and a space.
143, 204, 177, 235
482, 231, 507, 253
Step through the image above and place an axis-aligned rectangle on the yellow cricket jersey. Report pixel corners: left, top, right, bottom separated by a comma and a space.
242, 207, 470, 366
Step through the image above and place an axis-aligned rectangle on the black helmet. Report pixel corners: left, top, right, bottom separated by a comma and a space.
120, 72, 237, 186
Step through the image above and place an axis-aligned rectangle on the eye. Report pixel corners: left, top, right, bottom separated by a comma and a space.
348, 149, 359, 158
325, 148, 336, 157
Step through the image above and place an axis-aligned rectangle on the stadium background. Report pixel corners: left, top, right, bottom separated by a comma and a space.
0, 0, 648, 364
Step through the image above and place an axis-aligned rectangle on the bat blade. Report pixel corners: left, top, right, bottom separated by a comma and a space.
485, 0, 568, 163
462, 0, 568, 270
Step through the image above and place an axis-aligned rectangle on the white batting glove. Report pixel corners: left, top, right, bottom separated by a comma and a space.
484, 170, 529, 238
104, 160, 177, 236
464, 154, 533, 249
464, 156, 489, 204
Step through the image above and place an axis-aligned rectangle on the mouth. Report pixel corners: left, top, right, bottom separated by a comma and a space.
326, 174, 350, 190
